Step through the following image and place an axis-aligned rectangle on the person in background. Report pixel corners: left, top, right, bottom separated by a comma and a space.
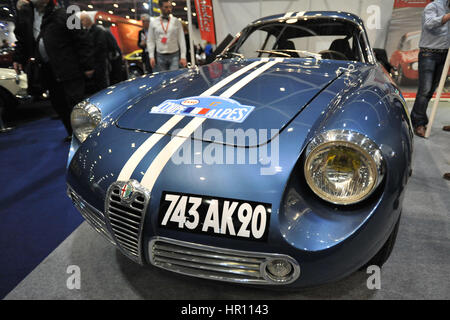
195, 44, 206, 65
138, 13, 152, 74
105, 30, 125, 85
80, 12, 109, 94
204, 42, 213, 58
410, 0, 450, 138
1, 39, 9, 49
147, 0, 187, 72
13, 0, 94, 141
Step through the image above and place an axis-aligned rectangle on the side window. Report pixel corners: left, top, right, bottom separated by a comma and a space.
265, 33, 277, 51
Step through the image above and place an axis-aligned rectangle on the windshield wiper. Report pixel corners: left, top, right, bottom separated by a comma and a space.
255, 49, 291, 57
283, 50, 322, 59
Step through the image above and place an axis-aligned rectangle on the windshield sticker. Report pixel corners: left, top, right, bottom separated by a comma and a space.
150, 96, 255, 123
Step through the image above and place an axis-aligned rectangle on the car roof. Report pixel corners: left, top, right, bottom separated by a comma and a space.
252, 11, 365, 27
404, 30, 421, 38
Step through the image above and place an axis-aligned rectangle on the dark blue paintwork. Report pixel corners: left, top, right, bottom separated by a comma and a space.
66, 12, 413, 288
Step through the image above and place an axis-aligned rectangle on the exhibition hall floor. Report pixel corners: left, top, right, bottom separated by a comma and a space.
2, 102, 450, 300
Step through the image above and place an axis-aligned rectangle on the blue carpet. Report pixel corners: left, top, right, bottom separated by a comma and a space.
0, 118, 83, 299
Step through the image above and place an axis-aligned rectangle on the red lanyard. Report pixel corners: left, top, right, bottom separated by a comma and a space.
160, 17, 170, 34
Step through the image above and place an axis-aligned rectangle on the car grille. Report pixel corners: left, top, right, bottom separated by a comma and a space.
149, 237, 300, 285
105, 181, 150, 264
67, 187, 116, 245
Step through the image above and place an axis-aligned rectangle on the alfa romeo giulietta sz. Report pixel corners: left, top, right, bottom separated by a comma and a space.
67, 11, 413, 287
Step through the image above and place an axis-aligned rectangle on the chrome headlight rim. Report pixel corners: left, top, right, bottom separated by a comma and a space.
304, 129, 384, 206
70, 100, 102, 143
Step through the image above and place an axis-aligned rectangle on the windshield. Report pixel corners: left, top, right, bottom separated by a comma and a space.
226, 18, 367, 62
400, 33, 420, 51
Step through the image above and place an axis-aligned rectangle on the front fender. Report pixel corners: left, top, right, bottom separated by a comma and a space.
67, 69, 189, 167
279, 65, 412, 253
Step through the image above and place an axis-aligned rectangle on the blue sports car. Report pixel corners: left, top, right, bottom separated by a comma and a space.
66, 11, 413, 288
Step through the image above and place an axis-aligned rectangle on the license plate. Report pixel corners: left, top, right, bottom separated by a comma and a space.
158, 192, 271, 242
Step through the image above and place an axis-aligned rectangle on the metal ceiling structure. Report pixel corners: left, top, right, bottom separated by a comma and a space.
0, 1, 197, 23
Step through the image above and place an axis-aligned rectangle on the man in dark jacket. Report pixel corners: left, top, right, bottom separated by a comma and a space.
13, 0, 94, 140
138, 14, 152, 74
80, 12, 108, 94
105, 30, 125, 85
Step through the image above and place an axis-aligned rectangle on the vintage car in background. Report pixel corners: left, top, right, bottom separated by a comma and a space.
124, 49, 145, 78
66, 11, 413, 288
0, 48, 13, 68
390, 31, 420, 85
0, 68, 27, 132
390, 30, 450, 85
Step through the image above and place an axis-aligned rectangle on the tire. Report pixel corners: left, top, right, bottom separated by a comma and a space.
362, 214, 401, 269
129, 66, 143, 78
0, 92, 6, 109
0, 86, 17, 109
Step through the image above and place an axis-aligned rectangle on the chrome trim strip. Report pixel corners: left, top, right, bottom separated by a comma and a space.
67, 186, 116, 245
154, 243, 264, 264
149, 237, 300, 285
153, 249, 261, 270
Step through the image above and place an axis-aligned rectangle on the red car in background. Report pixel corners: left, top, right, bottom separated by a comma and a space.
390, 30, 450, 85
390, 31, 421, 85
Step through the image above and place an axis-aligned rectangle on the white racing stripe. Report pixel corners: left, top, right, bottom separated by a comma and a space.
140, 58, 284, 192
117, 60, 266, 181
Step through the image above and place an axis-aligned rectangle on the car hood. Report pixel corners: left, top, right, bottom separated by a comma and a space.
398, 49, 419, 63
116, 59, 351, 147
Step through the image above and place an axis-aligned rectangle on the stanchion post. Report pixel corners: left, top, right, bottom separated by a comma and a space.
186, 0, 196, 67
425, 49, 450, 138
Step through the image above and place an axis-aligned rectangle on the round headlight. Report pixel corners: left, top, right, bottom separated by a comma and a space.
411, 62, 418, 71
71, 101, 102, 143
304, 130, 384, 205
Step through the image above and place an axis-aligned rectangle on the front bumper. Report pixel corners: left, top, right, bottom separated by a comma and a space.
67, 185, 301, 285
67, 175, 402, 288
